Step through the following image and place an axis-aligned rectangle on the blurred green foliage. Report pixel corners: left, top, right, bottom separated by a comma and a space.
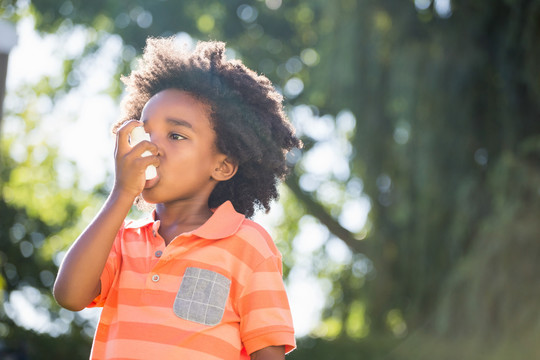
1, 0, 540, 358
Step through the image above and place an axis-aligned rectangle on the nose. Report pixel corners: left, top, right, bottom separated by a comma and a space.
145, 131, 162, 157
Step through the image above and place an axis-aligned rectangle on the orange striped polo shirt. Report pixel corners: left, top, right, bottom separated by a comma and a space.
88, 201, 295, 359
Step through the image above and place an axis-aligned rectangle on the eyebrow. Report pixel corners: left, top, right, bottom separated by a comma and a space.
166, 118, 193, 129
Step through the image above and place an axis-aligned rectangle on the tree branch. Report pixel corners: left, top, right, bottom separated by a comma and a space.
285, 175, 368, 254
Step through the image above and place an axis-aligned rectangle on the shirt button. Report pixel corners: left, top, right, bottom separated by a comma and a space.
151, 274, 160, 282
155, 250, 163, 258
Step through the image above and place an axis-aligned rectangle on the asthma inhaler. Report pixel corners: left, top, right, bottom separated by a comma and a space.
130, 126, 157, 180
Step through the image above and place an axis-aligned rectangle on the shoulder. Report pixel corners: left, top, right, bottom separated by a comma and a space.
234, 219, 281, 260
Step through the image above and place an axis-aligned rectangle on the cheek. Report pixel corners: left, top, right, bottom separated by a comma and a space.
162, 144, 217, 173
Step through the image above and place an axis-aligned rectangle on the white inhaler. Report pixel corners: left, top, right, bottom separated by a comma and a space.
130, 126, 157, 180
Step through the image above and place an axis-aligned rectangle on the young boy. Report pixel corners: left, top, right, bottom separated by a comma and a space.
53, 37, 301, 360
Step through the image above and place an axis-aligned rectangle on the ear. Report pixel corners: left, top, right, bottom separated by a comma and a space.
212, 156, 238, 182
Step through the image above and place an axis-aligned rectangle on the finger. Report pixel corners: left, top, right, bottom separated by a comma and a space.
138, 155, 160, 169
129, 140, 159, 158
130, 156, 160, 182
115, 120, 143, 155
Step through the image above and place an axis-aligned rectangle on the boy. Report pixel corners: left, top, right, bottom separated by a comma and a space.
53, 37, 300, 359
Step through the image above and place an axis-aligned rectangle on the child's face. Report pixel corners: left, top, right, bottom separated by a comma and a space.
139, 88, 225, 206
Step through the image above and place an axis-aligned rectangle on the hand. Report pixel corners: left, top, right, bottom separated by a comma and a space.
113, 120, 159, 198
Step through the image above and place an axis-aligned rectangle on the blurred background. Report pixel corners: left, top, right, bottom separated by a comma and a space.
1, 0, 540, 359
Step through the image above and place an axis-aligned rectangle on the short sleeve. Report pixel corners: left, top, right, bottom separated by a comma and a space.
239, 256, 296, 354
87, 224, 124, 308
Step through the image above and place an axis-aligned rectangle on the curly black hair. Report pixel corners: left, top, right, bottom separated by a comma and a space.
114, 37, 301, 218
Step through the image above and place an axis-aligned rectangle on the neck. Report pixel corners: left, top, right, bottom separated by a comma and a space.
155, 200, 213, 244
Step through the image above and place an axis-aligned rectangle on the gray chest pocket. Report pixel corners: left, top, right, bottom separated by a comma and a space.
173, 267, 231, 326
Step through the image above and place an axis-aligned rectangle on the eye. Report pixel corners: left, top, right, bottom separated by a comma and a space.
169, 133, 186, 140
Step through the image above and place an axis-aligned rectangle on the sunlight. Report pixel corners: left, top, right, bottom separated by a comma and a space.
3, 9, 372, 348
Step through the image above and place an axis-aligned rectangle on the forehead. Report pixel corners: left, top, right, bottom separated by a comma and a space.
142, 89, 211, 126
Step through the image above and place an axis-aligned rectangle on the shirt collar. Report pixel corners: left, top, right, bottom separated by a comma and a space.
126, 201, 245, 240
191, 201, 245, 240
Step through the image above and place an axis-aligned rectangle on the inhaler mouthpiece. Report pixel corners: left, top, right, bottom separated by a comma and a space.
130, 126, 157, 180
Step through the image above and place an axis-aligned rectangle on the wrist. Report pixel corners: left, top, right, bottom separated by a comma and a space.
109, 185, 139, 207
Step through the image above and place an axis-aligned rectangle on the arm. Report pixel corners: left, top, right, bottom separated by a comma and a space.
250, 346, 285, 360
53, 120, 159, 311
